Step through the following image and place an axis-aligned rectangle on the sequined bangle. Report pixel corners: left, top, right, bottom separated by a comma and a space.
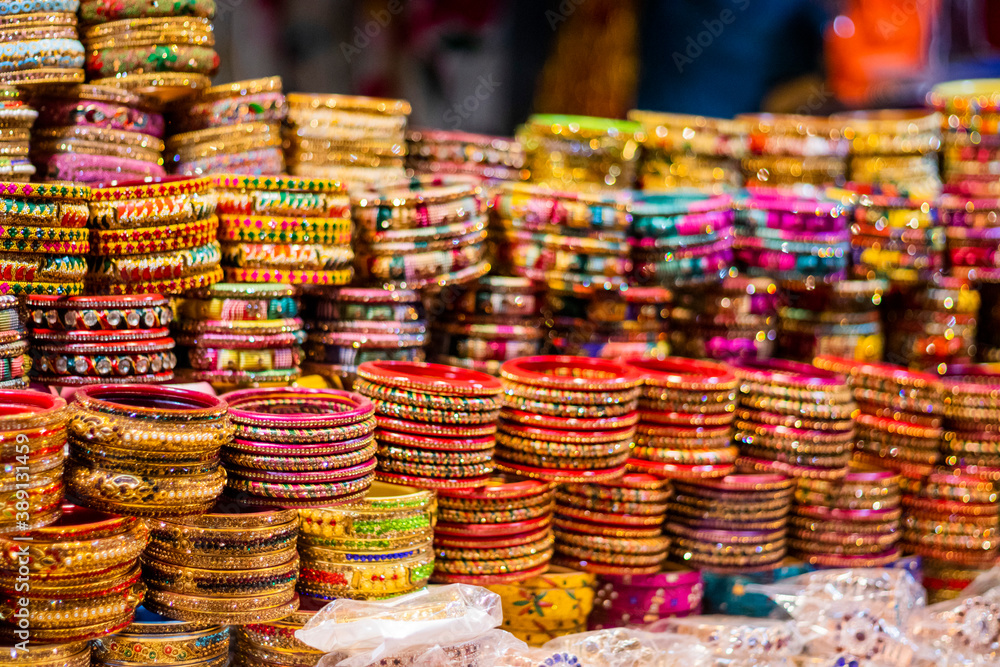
496, 432, 628, 460
297, 552, 433, 600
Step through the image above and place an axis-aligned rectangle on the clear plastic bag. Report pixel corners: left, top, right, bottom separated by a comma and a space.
909, 566, 1000, 666
649, 615, 804, 666
541, 627, 715, 667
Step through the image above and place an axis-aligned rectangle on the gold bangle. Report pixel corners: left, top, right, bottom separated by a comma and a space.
2, 519, 148, 577
93, 624, 230, 664
64, 461, 225, 517
297, 551, 433, 600
142, 554, 299, 596
10, 580, 146, 629
143, 587, 299, 625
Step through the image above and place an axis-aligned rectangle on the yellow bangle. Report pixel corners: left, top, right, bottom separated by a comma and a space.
297, 551, 434, 600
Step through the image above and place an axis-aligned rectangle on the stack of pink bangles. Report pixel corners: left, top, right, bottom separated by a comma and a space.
221, 388, 377, 508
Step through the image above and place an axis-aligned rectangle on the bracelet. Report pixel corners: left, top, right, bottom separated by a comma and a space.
297, 552, 433, 600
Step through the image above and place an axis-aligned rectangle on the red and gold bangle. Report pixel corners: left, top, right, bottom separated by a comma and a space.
225, 471, 374, 502
494, 459, 628, 484
501, 393, 635, 419
374, 470, 492, 490
500, 379, 639, 406
354, 376, 501, 411
554, 493, 666, 517
92, 227, 217, 255
733, 420, 854, 445
498, 420, 635, 445
555, 542, 667, 567
87, 267, 222, 296
739, 445, 851, 470
436, 532, 554, 561
500, 355, 641, 392
625, 356, 737, 390
374, 428, 494, 454
438, 490, 554, 512
218, 225, 350, 246
378, 445, 493, 467
376, 457, 493, 479
438, 502, 551, 525
224, 267, 351, 286
373, 399, 499, 425
561, 483, 671, 505
737, 455, 849, 480
631, 446, 739, 467
634, 432, 733, 451
496, 432, 629, 459
553, 515, 661, 539
359, 360, 502, 397
224, 442, 376, 473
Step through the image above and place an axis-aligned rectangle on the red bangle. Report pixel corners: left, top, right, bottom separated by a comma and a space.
624, 356, 737, 390
439, 474, 550, 501
357, 360, 502, 397
224, 388, 373, 429
733, 358, 847, 388
500, 355, 641, 391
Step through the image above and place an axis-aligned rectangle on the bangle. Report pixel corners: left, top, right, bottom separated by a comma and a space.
65, 461, 225, 518
297, 551, 433, 600
373, 398, 500, 425
501, 380, 639, 406
354, 377, 501, 412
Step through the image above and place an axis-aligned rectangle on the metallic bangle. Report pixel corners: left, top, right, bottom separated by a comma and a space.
297, 551, 433, 600
64, 461, 225, 517
142, 587, 298, 626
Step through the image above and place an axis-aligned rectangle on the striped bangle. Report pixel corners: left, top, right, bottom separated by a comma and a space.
225, 267, 352, 286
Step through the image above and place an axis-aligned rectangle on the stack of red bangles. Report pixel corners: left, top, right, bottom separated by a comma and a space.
624, 357, 738, 480
0, 297, 28, 388
30, 84, 166, 184
221, 388, 377, 508
356, 360, 501, 489
928, 78, 1000, 197
739, 113, 847, 188
847, 189, 943, 284
406, 129, 526, 182
589, 568, 703, 629
777, 279, 885, 363
665, 473, 794, 573
731, 359, 855, 480
27, 295, 176, 386
941, 193, 1000, 282
432, 474, 554, 584
304, 287, 427, 388
884, 277, 979, 371
496, 356, 639, 482
175, 282, 304, 389
551, 473, 671, 575
789, 466, 903, 568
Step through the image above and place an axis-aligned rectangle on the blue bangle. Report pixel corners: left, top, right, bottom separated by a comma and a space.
0, 0, 79, 14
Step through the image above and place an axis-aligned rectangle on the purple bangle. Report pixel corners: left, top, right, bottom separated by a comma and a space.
173, 147, 285, 176
224, 388, 375, 429
703, 336, 765, 360
35, 99, 166, 137
40, 152, 166, 181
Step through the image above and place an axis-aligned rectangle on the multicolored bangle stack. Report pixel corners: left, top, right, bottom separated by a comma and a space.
738, 113, 848, 189
518, 114, 641, 191
665, 473, 795, 573
488, 565, 595, 645
431, 276, 543, 375
0, 505, 149, 642
407, 129, 526, 182
0, 181, 89, 297
220, 387, 376, 508
284, 93, 410, 188
30, 84, 165, 184
356, 360, 500, 489
629, 192, 734, 287
234, 609, 328, 667
167, 77, 285, 175
352, 175, 489, 289
789, 466, 903, 568
928, 78, 1000, 197
551, 473, 671, 576
0, 5, 84, 87
304, 287, 427, 388
82, 16, 217, 103
941, 365, 1000, 473
628, 110, 745, 191
0, 390, 68, 533
0, 87, 36, 182
91, 606, 230, 667
940, 194, 1000, 286
2, 641, 90, 667
296, 481, 435, 601
27, 294, 176, 386
65, 385, 232, 517
0, 298, 29, 389
491, 181, 630, 295
496, 355, 639, 482
175, 283, 304, 389
733, 190, 851, 283
589, 567, 703, 629
777, 279, 886, 363
669, 276, 778, 361
143, 508, 300, 623
883, 277, 979, 371
731, 359, 855, 479
623, 357, 738, 480
833, 109, 943, 198
87, 176, 222, 295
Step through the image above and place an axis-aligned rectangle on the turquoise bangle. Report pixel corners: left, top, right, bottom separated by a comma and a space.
0, 0, 79, 14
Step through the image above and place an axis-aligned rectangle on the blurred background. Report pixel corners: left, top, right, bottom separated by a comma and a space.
214, 0, 1000, 134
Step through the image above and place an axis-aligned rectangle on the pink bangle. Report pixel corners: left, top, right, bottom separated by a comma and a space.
228, 433, 374, 456
223, 388, 374, 428
599, 568, 701, 589
227, 458, 376, 484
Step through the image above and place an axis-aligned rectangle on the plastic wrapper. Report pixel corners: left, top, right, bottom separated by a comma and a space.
542, 627, 715, 667
650, 615, 804, 666
909, 566, 1000, 666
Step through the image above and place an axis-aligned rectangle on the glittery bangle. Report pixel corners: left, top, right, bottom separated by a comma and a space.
142, 587, 298, 626
297, 551, 433, 600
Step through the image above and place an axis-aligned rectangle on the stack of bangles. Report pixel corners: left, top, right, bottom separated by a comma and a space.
26, 294, 177, 385
731, 359, 856, 479
0, 505, 149, 642
590, 567, 703, 629
940, 193, 1000, 283
0, 390, 68, 533
668, 276, 778, 361
738, 113, 848, 188
352, 175, 490, 289
624, 357, 738, 480
883, 277, 979, 370
0, 297, 29, 388
491, 181, 631, 295
0, 180, 89, 297
176, 282, 304, 388
234, 609, 330, 667
143, 508, 300, 623
283, 93, 410, 186
628, 192, 734, 286
356, 360, 501, 489
91, 606, 230, 667
789, 465, 903, 568
0, 6, 85, 87
487, 566, 595, 645
432, 474, 554, 585
940, 364, 1000, 470
627, 110, 745, 190
168, 78, 285, 174
406, 129, 526, 182
87, 176, 223, 295
296, 481, 435, 601
928, 78, 1000, 196
65, 385, 232, 516
220, 387, 376, 508
777, 279, 886, 363
496, 356, 640, 482
82, 16, 217, 102
664, 473, 795, 573
551, 473, 672, 575
2, 641, 90, 667
0, 86, 37, 181
30, 84, 166, 184
304, 287, 426, 388
214, 173, 353, 286
432, 276, 543, 375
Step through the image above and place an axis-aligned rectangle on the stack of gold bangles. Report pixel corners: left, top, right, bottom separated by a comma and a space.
0, 298, 29, 388
0, 86, 37, 181
284, 93, 410, 187
176, 282, 304, 388
296, 481, 435, 601
0, 390, 68, 533
0, 504, 149, 642
2, 641, 90, 667
0, 6, 84, 87
234, 609, 330, 667
143, 508, 300, 623
352, 175, 490, 289
65, 384, 232, 517
738, 113, 847, 189
488, 566, 595, 645
92, 606, 230, 667
214, 173, 353, 286
87, 176, 222, 295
